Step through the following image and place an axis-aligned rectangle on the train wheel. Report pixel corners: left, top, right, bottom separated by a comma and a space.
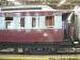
23, 48, 31, 54
14, 48, 18, 54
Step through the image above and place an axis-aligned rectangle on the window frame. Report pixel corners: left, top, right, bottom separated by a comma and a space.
32, 16, 36, 28
5, 17, 13, 29
20, 16, 25, 29
45, 16, 54, 28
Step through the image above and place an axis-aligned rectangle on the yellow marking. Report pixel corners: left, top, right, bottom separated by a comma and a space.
0, 54, 80, 60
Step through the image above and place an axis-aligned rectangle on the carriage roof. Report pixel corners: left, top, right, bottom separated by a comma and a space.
0, 5, 73, 13
0, 5, 56, 13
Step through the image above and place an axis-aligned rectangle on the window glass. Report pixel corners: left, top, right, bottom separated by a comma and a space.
32, 17, 36, 28
20, 17, 25, 28
45, 16, 54, 28
5, 17, 13, 20
5, 17, 13, 29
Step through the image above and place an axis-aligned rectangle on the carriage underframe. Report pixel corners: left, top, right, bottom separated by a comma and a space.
0, 40, 80, 54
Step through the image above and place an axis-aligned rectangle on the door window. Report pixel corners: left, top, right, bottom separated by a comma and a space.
45, 16, 54, 28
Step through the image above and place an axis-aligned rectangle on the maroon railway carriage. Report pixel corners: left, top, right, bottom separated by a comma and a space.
0, 5, 64, 43
0, 5, 71, 54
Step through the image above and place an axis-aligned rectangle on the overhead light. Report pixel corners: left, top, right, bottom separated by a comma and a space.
57, 0, 66, 7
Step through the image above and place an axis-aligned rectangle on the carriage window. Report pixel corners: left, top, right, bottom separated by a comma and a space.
5, 17, 13, 29
20, 17, 25, 28
5, 17, 13, 20
32, 17, 36, 28
45, 16, 54, 28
